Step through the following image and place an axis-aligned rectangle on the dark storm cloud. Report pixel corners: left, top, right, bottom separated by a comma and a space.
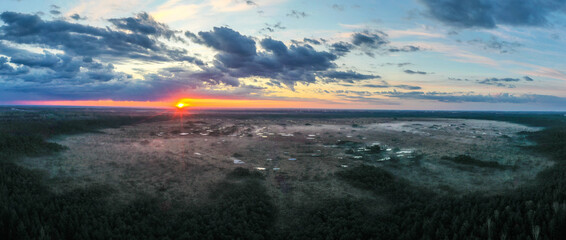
0, 44, 127, 84
10, 50, 64, 69
109, 12, 179, 40
0, 12, 210, 100
0, 12, 192, 62
404, 69, 427, 75
420, 0, 566, 28
329, 41, 354, 56
187, 27, 256, 56
287, 10, 308, 18
0, 56, 30, 75
260, 38, 337, 70
321, 70, 380, 83
467, 37, 522, 53
187, 27, 341, 87
0, 12, 382, 101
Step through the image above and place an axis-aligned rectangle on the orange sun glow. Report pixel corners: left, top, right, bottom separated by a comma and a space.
175, 102, 189, 109
14, 98, 339, 109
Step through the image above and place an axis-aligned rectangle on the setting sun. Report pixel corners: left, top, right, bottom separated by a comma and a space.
176, 102, 186, 109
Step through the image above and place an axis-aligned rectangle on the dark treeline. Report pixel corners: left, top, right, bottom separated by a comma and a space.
0, 108, 169, 160
1, 108, 566, 239
1, 162, 276, 239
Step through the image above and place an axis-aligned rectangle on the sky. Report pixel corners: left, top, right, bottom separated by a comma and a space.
1, 0, 566, 110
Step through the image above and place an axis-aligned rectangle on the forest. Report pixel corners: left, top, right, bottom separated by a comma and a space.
1, 108, 566, 239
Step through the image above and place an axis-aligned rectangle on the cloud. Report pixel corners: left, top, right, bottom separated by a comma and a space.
420, 0, 566, 28
291, 38, 324, 46
481, 77, 522, 82
303, 38, 321, 45
0, 12, 216, 101
404, 69, 428, 75
524, 66, 566, 81
0, 12, 193, 62
287, 10, 308, 18
186, 26, 340, 88
109, 12, 180, 40
329, 41, 354, 56
448, 77, 470, 81
352, 30, 389, 49
332, 4, 345, 11
334, 90, 372, 96
381, 62, 412, 67
321, 70, 380, 83
388, 45, 423, 52
0, 11, 433, 105
361, 83, 422, 90
0, 13, 369, 101
49, 10, 61, 15
186, 27, 256, 57
245, 0, 257, 6
0, 56, 29, 75
467, 36, 522, 53
361, 84, 390, 88
342, 30, 423, 56
260, 22, 286, 33
0, 43, 129, 84
476, 76, 534, 88
351, 30, 389, 57
393, 84, 422, 90
69, 13, 87, 20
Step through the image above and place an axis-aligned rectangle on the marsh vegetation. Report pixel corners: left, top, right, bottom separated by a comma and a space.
1, 108, 566, 239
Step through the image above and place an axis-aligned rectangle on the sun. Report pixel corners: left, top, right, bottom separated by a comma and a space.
176, 102, 187, 109
174, 99, 193, 110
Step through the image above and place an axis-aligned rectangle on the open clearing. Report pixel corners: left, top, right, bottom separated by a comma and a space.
21, 116, 551, 206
